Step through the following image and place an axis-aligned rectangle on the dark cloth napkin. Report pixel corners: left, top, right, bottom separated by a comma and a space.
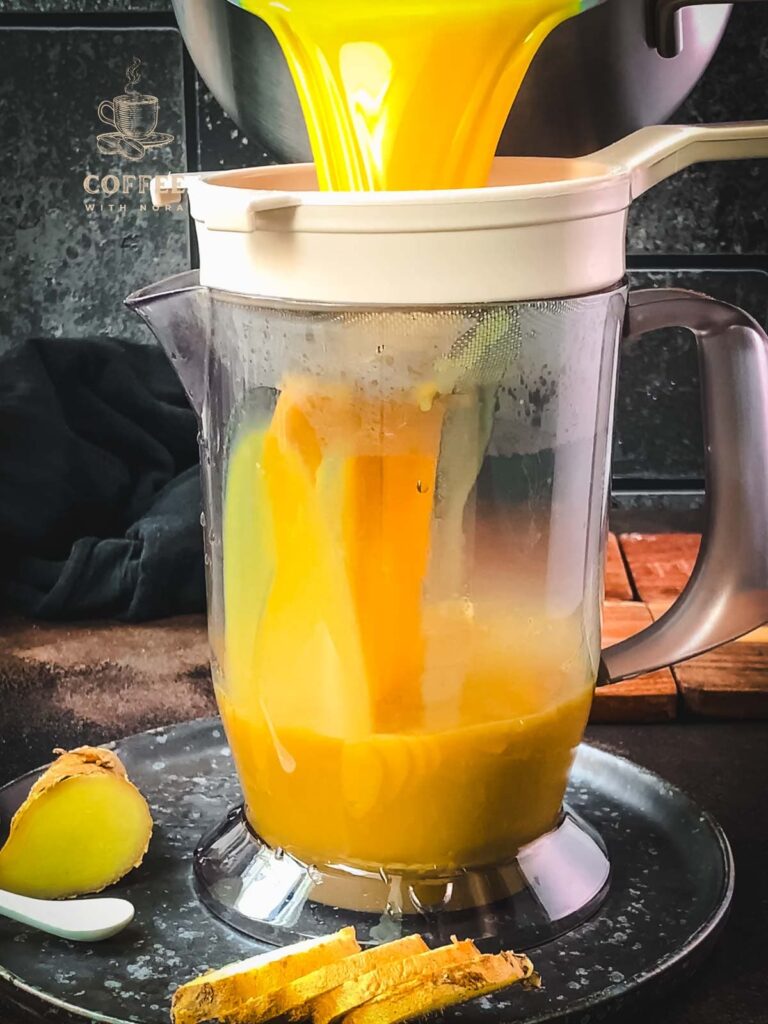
0, 337, 205, 621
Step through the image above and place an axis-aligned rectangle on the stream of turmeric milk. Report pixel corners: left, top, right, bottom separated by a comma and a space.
234, 0, 586, 190
218, 0, 597, 872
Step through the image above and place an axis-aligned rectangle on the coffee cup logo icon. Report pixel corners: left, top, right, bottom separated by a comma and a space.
99, 94, 159, 140
97, 58, 174, 162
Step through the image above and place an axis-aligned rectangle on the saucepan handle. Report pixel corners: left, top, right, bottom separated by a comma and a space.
653, 0, 766, 59
601, 287, 768, 683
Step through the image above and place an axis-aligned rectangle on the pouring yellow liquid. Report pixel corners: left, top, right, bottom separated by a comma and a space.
218, 0, 599, 872
235, 0, 585, 190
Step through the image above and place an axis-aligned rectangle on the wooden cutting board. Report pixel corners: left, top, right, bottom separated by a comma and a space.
612, 533, 768, 720
592, 600, 678, 723
590, 537, 678, 724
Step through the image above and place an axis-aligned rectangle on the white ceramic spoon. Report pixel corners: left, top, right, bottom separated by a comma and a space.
0, 889, 134, 941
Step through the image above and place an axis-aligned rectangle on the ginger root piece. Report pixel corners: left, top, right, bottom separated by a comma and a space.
341, 950, 538, 1024
172, 929, 360, 1024
310, 939, 482, 1024
212, 934, 429, 1024
0, 746, 152, 900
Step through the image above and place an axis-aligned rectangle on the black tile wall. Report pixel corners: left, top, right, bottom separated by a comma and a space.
627, 3, 768, 257
195, 78, 275, 173
0, 27, 188, 347
0, 1, 172, 11
2, 1, 767, 498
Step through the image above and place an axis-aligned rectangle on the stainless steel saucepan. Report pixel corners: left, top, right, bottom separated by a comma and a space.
172, 0, 744, 161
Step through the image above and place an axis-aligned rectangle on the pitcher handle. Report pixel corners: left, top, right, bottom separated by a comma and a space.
601, 287, 768, 683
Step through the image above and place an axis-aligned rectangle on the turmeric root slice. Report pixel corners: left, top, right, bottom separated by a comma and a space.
340, 951, 537, 1024
214, 934, 429, 1024
310, 939, 481, 1024
172, 928, 360, 1024
0, 746, 152, 900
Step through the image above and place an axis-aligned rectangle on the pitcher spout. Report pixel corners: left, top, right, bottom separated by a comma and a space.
126, 270, 209, 416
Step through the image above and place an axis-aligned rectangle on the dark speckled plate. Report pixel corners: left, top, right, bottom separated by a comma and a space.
0, 719, 732, 1024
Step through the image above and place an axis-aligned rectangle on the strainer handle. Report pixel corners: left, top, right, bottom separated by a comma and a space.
601, 287, 768, 683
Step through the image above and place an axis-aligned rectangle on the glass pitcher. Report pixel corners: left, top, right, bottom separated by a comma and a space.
127, 122, 768, 946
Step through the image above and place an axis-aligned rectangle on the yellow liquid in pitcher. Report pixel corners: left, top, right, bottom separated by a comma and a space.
220, 387, 595, 871
237, 0, 582, 190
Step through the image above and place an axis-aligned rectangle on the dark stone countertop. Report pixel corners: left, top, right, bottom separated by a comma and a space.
586, 721, 768, 1024
0, 651, 766, 1022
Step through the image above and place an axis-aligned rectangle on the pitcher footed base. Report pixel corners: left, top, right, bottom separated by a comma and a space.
192, 805, 610, 951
